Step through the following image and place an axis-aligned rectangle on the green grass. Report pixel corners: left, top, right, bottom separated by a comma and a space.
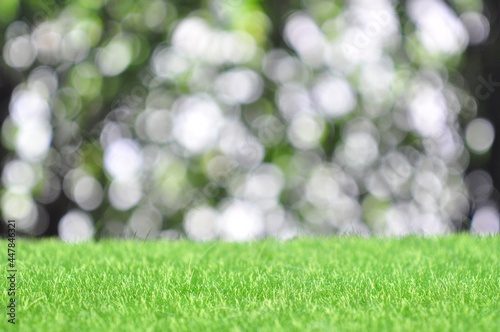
3, 235, 499, 331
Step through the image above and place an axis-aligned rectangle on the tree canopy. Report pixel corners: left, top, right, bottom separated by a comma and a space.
1, 0, 496, 240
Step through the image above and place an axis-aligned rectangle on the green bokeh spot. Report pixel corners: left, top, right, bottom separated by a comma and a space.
0, 0, 19, 24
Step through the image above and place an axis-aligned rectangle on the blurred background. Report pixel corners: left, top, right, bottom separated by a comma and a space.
0, 0, 499, 241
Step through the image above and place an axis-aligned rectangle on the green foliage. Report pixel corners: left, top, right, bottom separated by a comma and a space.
0, 0, 19, 25
0, 0, 488, 239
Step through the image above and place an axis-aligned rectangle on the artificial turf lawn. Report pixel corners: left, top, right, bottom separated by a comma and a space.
3, 236, 499, 331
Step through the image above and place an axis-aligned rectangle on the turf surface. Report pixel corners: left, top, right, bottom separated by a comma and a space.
3, 235, 499, 331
